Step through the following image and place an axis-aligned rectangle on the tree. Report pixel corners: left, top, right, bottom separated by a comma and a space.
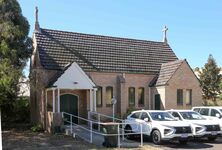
199, 54, 221, 105
0, 0, 32, 121
220, 80, 222, 100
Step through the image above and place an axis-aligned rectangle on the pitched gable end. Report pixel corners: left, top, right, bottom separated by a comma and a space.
49, 62, 96, 89
155, 60, 184, 86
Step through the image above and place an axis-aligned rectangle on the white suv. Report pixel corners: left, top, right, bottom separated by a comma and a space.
124, 110, 193, 145
168, 110, 221, 141
192, 106, 222, 130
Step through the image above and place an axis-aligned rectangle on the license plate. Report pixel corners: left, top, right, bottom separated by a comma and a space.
181, 134, 188, 138
212, 131, 217, 135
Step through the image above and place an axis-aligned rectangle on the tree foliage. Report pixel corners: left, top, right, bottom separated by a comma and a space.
220, 80, 222, 100
0, 0, 32, 121
199, 54, 221, 105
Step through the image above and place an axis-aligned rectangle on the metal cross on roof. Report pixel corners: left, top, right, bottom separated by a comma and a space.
162, 26, 168, 43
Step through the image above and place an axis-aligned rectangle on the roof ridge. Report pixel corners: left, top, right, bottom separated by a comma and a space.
39, 28, 165, 44
34, 27, 178, 73
161, 59, 184, 66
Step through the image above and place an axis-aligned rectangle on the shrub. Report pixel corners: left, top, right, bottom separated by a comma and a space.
13, 97, 30, 123
31, 123, 43, 132
122, 107, 139, 119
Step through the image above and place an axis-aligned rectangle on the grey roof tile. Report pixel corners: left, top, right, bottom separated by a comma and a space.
155, 60, 184, 86
35, 28, 178, 73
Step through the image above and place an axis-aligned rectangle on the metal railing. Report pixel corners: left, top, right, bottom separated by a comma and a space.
62, 111, 145, 148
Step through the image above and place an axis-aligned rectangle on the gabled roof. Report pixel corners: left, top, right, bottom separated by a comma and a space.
155, 59, 184, 86
48, 62, 96, 89
34, 28, 178, 74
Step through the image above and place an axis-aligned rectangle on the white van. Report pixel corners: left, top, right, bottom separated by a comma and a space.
192, 106, 222, 130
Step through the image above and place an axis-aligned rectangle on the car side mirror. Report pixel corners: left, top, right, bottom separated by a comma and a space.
215, 113, 221, 118
144, 118, 149, 122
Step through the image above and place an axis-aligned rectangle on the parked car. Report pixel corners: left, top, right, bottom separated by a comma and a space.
168, 109, 221, 141
124, 110, 193, 145
192, 106, 222, 130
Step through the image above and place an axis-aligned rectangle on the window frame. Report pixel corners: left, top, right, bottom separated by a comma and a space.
172, 112, 182, 120
199, 108, 209, 116
128, 87, 135, 107
177, 89, 183, 106
210, 109, 220, 117
106, 86, 113, 107
193, 108, 200, 113
140, 112, 149, 120
138, 87, 145, 107
96, 86, 103, 107
185, 89, 192, 105
130, 112, 141, 119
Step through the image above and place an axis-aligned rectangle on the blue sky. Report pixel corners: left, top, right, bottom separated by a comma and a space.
19, 0, 222, 76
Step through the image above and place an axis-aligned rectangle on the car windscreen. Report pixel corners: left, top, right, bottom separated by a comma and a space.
149, 112, 176, 121
220, 109, 222, 113
179, 111, 205, 120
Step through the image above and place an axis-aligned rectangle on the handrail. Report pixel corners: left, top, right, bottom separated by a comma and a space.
63, 111, 141, 126
61, 111, 144, 148
89, 111, 123, 122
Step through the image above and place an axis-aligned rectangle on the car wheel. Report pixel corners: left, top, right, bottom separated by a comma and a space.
208, 137, 217, 141
152, 130, 162, 145
179, 139, 188, 144
124, 125, 134, 139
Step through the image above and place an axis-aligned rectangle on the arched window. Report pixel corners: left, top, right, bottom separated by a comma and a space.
106, 86, 113, 107
96, 86, 102, 107
128, 87, 135, 107
138, 87, 144, 106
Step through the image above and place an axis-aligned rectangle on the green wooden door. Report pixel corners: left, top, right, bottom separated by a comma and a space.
155, 94, 161, 110
60, 94, 78, 124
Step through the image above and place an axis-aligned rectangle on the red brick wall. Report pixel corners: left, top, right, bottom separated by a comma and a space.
87, 72, 156, 116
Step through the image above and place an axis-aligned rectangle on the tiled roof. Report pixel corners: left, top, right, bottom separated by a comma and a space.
35, 28, 178, 74
46, 63, 72, 88
155, 60, 184, 86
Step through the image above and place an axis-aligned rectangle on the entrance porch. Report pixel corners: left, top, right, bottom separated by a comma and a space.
43, 62, 97, 133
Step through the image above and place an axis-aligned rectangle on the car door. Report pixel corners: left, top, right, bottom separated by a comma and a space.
139, 112, 152, 135
128, 112, 141, 133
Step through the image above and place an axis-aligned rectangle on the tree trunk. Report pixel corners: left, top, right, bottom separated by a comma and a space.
212, 97, 218, 106
203, 98, 208, 106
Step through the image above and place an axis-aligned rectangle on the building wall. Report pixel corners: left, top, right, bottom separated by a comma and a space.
46, 89, 87, 118
30, 67, 57, 124
151, 86, 166, 110
88, 72, 155, 116
165, 61, 202, 109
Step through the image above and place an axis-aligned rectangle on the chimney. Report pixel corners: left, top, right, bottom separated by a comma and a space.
34, 7, 41, 33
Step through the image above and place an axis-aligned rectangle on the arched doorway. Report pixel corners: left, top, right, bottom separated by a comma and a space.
60, 94, 78, 124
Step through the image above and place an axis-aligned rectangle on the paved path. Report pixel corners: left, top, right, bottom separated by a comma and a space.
157, 138, 222, 150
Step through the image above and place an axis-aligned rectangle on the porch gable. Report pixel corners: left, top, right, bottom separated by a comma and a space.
52, 62, 96, 89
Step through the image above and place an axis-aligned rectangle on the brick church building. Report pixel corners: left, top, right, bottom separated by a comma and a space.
30, 8, 202, 131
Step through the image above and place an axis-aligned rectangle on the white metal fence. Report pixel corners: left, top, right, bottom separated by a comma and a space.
62, 111, 146, 148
